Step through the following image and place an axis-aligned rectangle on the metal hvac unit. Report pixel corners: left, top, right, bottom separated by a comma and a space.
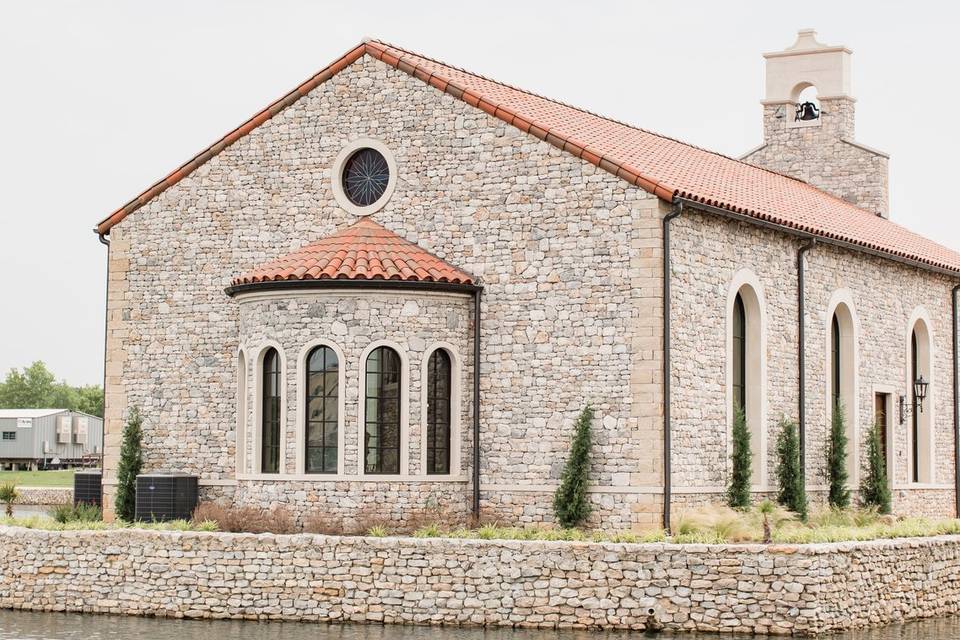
73, 417, 89, 445
135, 474, 198, 522
73, 470, 103, 507
56, 416, 72, 444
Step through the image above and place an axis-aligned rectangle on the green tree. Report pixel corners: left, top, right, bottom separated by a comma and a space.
115, 407, 144, 522
553, 405, 594, 528
775, 417, 807, 520
827, 400, 850, 509
860, 422, 891, 514
0, 361, 103, 417
727, 406, 752, 509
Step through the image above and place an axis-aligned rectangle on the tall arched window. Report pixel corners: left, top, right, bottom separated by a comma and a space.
908, 315, 933, 484
831, 314, 841, 409
827, 297, 858, 483
365, 346, 401, 475
305, 345, 338, 474
426, 349, 452, 475
728, 274, 765, 486
261, 347, 281, 474
732, 293, 746, 415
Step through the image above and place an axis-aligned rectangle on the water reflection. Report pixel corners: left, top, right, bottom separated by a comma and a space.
1, 611, 959, 640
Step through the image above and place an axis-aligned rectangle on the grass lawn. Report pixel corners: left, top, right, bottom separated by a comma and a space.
0, 469, 75, 487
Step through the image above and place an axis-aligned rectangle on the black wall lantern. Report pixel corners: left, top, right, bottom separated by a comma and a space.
899, 375, 929, 424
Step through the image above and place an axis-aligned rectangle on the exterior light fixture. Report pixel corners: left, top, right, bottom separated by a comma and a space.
899, 375, 929, 424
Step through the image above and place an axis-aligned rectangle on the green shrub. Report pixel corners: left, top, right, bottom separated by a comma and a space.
366, 524, 389, 537
827, 400, 850, 509
727, 406, 752, 509
774, 417, 807, 519
860, 422, 892, 514
51, 503, 100, 524
0, 482, 17, 517
115, 407, 144, 521
553, 404, 595, 528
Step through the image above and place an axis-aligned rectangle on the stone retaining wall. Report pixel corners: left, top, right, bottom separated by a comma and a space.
13, 487, 72, 506
2, 526, 960, 635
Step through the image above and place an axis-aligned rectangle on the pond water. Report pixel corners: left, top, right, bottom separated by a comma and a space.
1, 610, 959, 640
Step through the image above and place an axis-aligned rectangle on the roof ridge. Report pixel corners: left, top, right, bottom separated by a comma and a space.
367, 38, 811, 189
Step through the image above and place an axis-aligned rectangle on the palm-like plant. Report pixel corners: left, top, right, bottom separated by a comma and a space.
0, 482, 18, 517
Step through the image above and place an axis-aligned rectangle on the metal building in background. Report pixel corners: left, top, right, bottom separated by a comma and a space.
0, 409, 103, 470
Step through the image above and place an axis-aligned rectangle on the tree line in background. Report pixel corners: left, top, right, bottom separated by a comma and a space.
0, 361, 103, 418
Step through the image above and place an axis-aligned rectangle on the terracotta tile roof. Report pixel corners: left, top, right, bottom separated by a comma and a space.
98, 40, 960, 276
231, 217, 474, 287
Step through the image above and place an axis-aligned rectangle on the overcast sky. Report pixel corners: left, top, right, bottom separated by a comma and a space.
1, 0, 958, 386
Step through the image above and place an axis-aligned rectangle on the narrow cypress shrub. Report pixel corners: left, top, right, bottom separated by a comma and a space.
727, 406, 752, 509
553, 405, 594, 528
860, 421, 891, 514
115, 406, 144, 522
827, 400, 850, 509
775, 417, 807, 519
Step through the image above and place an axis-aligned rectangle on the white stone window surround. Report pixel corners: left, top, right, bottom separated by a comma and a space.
824, 290, 861, 486
725, 269, 768, 489
420, 343, 463, 478
330, 137, 398, 217
293, 339, 347, 476
235, 347, 248, 477
358, 339, 411, 477
253, 341, 288, 475
905, 307, 936, 485
871, 383, 897, 489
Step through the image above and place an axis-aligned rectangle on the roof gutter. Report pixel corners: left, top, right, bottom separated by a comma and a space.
797, 239, 816, 486
675, 197, 960, 279
662, 201, 683, 533
953, 284, 960, 517
97, 232, 110, 474
225, 278, 481, 297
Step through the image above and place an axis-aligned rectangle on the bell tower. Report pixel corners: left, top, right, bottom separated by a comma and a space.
742, 30, 889, 218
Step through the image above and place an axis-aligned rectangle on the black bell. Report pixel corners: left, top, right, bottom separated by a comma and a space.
795, 101, 820, 121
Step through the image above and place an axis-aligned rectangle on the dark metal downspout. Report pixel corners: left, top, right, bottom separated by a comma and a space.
662, 202, 683, 532
953, 284, 960, 517
797, 240, 816, 483
98, 232, 110, 472
472, 287, 483, 520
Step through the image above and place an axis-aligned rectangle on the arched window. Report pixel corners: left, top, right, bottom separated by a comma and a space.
364, 346, 401, 475
426, 349, 452, 475
236, 350, 247, 476
908, 315, 934, 484
305, 345, 338, 474
831, 313, 841, 409
827, 297, 858, 483
732, 293, 746, 415
261, 347, 281, 474
727, 274, 766, 486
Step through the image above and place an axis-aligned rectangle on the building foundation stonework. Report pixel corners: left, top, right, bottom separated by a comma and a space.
96, 35, 959, 530
5, 526, 960, 635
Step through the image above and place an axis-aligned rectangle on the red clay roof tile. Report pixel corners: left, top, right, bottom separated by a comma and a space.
98, 39, 960, 276
231, 217, 474, 287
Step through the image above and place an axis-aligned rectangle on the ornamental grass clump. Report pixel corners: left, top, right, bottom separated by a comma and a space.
553, 404, 595, 528
0, 482, 17, 517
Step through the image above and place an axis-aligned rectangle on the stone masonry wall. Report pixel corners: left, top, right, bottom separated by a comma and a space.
102, 53, 664, 528
4, 525, 960, 635
12, 487, 72, 506
670, 210, 957, 517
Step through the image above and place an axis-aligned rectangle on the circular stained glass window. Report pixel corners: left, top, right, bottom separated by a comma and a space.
341, 148, 390, 207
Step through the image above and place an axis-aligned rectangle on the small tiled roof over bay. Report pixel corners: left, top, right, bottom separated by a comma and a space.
231, 217, 474, 287
98, 40, 960, 275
